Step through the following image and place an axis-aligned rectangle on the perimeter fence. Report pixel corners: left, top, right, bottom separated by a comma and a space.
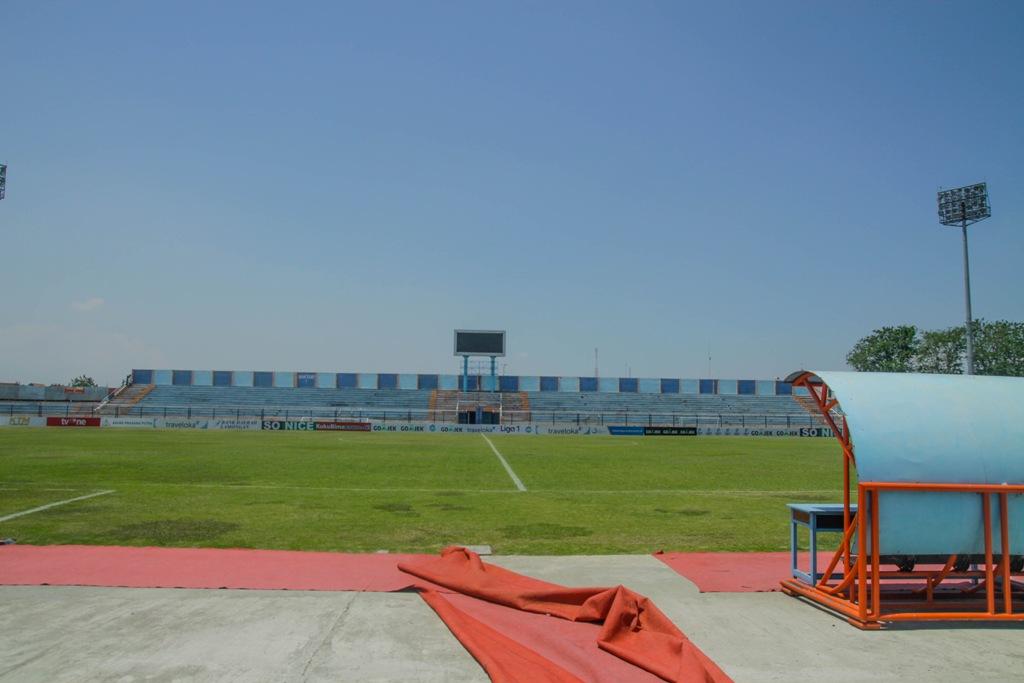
0, 401, 822, 429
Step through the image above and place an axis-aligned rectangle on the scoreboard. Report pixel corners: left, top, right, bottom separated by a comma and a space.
454, 330, 506, 357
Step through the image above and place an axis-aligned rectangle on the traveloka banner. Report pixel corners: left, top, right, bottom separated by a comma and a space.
162, 419, 211, 430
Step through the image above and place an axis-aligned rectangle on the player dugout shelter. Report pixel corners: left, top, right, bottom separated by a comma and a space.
781, 370, 1023, 628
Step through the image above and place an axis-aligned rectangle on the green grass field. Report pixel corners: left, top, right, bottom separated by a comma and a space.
0, 429, 848, 554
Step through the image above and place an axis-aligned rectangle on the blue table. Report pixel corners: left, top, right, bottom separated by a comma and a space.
788, 503, 856, 585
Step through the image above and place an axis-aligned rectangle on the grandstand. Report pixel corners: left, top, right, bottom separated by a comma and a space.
24, 368, 813, 428
0, 368, 814, 427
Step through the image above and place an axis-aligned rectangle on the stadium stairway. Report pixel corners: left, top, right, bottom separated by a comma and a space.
98, 384, 154, 415
430, 391, 530, 423
500, 391, 531, 423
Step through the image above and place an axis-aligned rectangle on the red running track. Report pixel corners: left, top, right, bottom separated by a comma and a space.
0, 544, 435, 591
0, 545, 817, 593
654, 551, 835, 592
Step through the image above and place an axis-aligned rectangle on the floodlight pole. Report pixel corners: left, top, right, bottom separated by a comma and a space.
938, 184, 989, 376
960, 208, 975, 375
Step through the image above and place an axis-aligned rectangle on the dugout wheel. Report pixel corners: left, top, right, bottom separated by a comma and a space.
1011, 556, 1024, 573
953, 556, 972, 573
895, 556, 916, 573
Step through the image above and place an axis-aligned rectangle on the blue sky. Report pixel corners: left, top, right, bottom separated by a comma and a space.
2, 1, 1022, 386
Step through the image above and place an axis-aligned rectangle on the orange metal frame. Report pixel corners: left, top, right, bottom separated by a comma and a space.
779, 372, 1024, 629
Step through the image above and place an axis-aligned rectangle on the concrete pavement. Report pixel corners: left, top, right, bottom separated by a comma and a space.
1, 555, 1020, 682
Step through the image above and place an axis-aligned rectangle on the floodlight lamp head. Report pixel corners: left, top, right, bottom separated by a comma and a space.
937, 182, 991, 226
0, 164, 6, 201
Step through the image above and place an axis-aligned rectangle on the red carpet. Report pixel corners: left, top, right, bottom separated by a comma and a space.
654, 551, 834, 592
400, 548, 731, 683
0, 545, 433, 591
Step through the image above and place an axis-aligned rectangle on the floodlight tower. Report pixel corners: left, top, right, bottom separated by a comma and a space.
937, 182, 991, 374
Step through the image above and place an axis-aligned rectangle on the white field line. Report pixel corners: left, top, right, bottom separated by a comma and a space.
0, 490, 115, 522
481, 435, 527, 492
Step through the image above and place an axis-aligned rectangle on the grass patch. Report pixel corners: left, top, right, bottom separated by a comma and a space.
0, 429, 849, 553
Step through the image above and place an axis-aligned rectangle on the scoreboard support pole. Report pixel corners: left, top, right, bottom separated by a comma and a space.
454, 329, 506, 393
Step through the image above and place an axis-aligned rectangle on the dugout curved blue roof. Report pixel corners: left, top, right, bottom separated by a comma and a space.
808, 371, 1024, 485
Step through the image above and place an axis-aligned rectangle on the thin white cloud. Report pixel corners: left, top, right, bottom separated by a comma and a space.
71, 297, 105, 312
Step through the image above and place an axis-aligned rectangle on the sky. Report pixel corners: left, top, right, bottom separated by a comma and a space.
2, 1, 1022, 386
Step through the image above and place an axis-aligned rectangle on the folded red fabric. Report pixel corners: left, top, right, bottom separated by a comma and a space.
399, 547, 732, 683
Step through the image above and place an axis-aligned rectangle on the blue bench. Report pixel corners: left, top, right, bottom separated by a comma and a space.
788, 503, 857, 585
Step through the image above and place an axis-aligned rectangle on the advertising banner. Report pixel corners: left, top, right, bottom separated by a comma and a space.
644, 426, 698, 436
261, 419, 371, 431
162, 419, 210, 430
314, 421, 371, 432
373, 422, 505, 434
102, 417, 158, 428
100, 417, 262, 430
261, 420, 316, 431
0, 416, 47, 427
607, 426, 645, 436
696, 426, 834, 437
209, 418, 261, 431
533, 424, 607, 436
46, 417, 101, 427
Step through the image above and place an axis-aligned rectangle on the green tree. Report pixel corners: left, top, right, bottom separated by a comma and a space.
846, 326, 919, 372
915, 326, 964, 374
70, 375, 97, 387
973, 320, 1024, 377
